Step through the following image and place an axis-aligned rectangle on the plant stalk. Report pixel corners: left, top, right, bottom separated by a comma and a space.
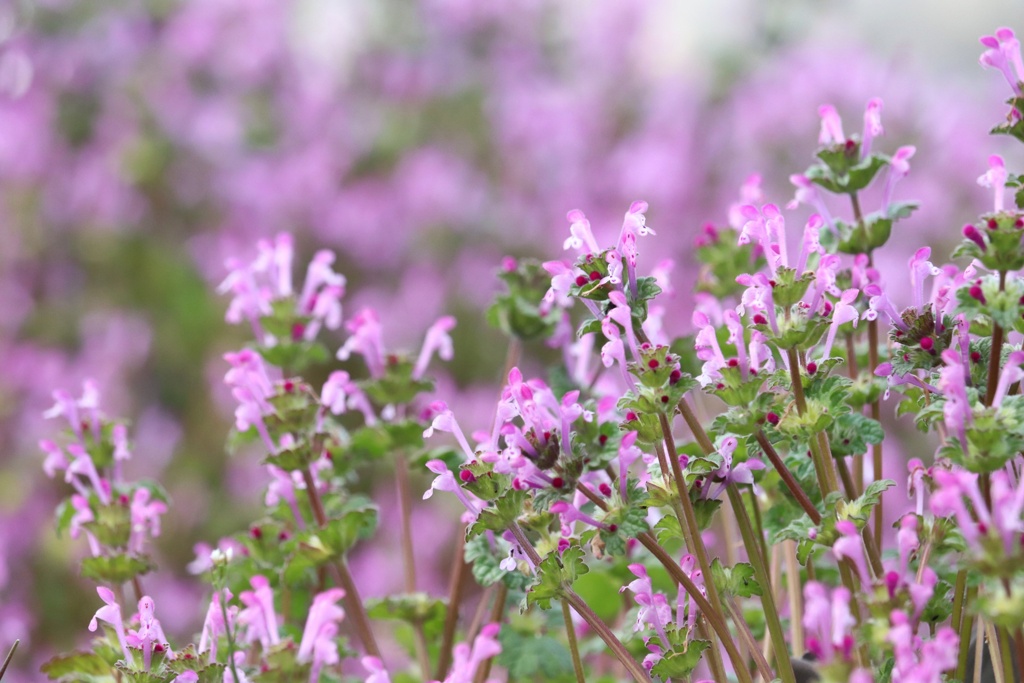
562, 599, 587, 683
727, 485, 797, 683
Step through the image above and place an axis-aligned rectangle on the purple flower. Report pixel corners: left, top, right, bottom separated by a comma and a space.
980, 28, 1024, 96
563, 209, 600, 255
977, 154, 1008, 212
199, 589, 233, 664
337, 308, 386, 378
861, 97, 884, 157
129, 487, 168, 554
803, 582, 856, 663
298, 588, 346, 683
362, 656, 391, 683
818, 104, 846, 145
237, 575, 280, 650
125, 596, 170, 670
438, 622, 501, 683
88, 586, 131, 660
413, 316, 456, 380
881, 146, 915, 214
621, 564, 672, 647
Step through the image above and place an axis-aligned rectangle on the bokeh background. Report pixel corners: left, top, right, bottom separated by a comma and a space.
1, 0, 1023, 679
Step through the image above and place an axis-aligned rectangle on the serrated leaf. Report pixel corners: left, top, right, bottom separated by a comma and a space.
650, 639, 711, 678
464, 534, 533, 590
527, 544, 589, 610
496, 630, 574, 679
81, 554, 156, 584
467, 489, 528, 538
41, 651, 114, 680
710, 559, 762, 599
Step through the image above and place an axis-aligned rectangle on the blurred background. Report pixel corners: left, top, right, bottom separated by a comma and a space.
1, 0, 1023, 679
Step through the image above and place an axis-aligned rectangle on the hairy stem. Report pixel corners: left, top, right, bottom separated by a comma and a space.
219, 588, 242, 683
435, 530, 469, 680
301, 467, 381, 658
507, 522, 650, 682
727, 486, 797, 683
394, 453, 430, 675
562, 599, 586, 683
755, 430, 820, 523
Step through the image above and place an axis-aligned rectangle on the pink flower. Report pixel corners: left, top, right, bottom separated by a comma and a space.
89, 586, 131, 660
413, 316, 456, 379
125, 596, 170, 671
199, 589, 233, 664
436, 623, 502, 683
818, 104, 846, 145
563, 209, 600, 254
861, 97, 884, 157
980, 28, 1024, 96
803, 582, 856, 663
237, 575, 280, 649
129, 487, 168, 553
977, 154, 1008, 212
298, 589, 346, 683
337, 308, 386, 377
362, 656, 391, 683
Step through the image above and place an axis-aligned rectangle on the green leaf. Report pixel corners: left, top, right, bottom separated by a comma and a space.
527, 544, 590, 610
497, 630, 574, 679
710, 559, 762, 599
366, 593, 448, 637
467, 489, 528, 538
81, 554, 156, 584
464, 534, 533, 591
827, 413, 884, 457
649, 639, 711, 678
41, 651, 114, 681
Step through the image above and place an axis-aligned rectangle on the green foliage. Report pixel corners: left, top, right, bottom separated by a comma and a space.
694, 226, 764, 299
80, 553, 156, 585
806, 149, 889, 196
827, 413, 884, 457
527, 544, 589, 610
598, 503, 649, 556
41, 651, 113, 681
467, 489, 528, 538
464, 534, 533, 591
496, 630, 574, 680
361, 356, 435, 406
487, 258, 562, 340
366, 593, 448, 639
710, 558, 762, 599
283, 506, 378, 582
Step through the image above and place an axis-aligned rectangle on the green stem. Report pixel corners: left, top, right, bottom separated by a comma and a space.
0, 640, 18, 682
576, 481, 754, 683
562, 599, 586, 683
436, 530, 469, 680
727, 486, 797, 683
395, 453, 431, 675
755, 430, 820, 523
956, 582, 978, 682
507, 523, 650, 682
637, 531, 755, 683
726, 597, 776, 683
301, 467, 382, 658
218, 588, 242, 683
999, 624, 1015, 683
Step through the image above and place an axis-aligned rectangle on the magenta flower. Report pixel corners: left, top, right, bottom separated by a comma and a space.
936, 349, 972, 448
803, 582, 856, 663
621, 564, 672, 647
861, 97, 884, 157
980, 27, 1024, 96
39, 439, 69, 479
563, 209, 600, 255
888, 610, 958, 683
88, 586, 131, 660
818, 104, 846, 145
413, 315, 456, 379
362, 656, 391, 683
66, 444, 110, 505
549, 500, 613, 536
125, 596, 170, 670
199, 589, 233, 664
298, 588, 346, 683
237, 575, 280, 649
129, 487, 168, 553
881, 145, 916, 214
977, 154, 1008, 212
436, 622, 502, 683
833, 520, 872, 587
337, 308, 386, 378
